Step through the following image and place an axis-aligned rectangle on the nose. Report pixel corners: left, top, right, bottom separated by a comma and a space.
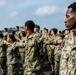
64, 18, 67, 23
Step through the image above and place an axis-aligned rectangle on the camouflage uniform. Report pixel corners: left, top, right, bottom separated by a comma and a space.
7, 42, 20, 75
45, 35, 58, 71
45, 35, 52, 68
59, 31, 76, 75
39, 33, 50, 54
19, 37, 26, 64
24, 33, 43, 75
0, 40, 7, 75
67, 45, 76, 75
19, 37, 26, 75
3, 32, 8, 40
38, 33, 50, 64
42, 33, 49, 52
39, 33, 59, 72
54, 45, 61, 75
15, 30, 21, 41
34, 32, 43, 64
52, 36, 59, 70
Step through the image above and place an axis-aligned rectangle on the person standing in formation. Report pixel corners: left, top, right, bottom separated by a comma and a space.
7, 34, 20, 75
23, 20, 43, 75
59, 2, 76, 75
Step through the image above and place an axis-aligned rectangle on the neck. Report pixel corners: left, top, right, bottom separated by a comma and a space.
69, 24, 76, 30
27, 31, 33, 37
36, 31, 39, 33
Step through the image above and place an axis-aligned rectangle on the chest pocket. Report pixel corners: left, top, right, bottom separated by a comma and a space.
28, 40, 35, 47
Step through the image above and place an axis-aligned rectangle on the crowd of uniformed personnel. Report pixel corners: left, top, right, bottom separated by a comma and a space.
0, 2, 76, 75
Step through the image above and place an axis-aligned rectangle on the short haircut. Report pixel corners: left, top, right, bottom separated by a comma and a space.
20, 31, 26, 37
35, 24, 40, 30
51, 28, 58, 34
16, 26, 19, 29
11, 31, 15, 35
8, 34, 16, 42
44, 28, 46, 30
68, 2, 76, 12
25, 20, 35, 32
65, 29, 70, 31
46, 28, 48, 32
4, 28, 8, 31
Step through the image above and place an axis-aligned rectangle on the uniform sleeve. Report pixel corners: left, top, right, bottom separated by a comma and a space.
15, 42, 26, 47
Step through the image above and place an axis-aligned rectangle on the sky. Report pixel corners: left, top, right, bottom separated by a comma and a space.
0, 0, 76, 31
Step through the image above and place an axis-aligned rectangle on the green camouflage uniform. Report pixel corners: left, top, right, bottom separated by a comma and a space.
3, 32, 8, 40
7, 42, 20, 75
46, 35, 58, 71
19, 37, 26, 64
54, 45, 61, 75
59, 31, 76, 75
24, 33, 43, 75
38, 33, 51, 64
34, 32, 44, 64
0, 40, 7, 75
39, 33, 59, 71
39, 33, 59, 72
15, 30, 21, 41
39, 33, 50, 54
45, 35, 52, 67
67, 45, 76, 75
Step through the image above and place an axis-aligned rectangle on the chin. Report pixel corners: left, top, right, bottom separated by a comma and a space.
65, 25, 69, 29
66, 26, 69, 28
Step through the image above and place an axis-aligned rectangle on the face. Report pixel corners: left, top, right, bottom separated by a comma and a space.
65, 30, 69, 35
16, 27, 19, 31
57, 31, 61, 36
64, 8, 76, 29
4, 29, 6, 32
34, 28, 38, 33
7, 36, 12, 43
51, 30, 54, 35
44, 29, 48, 33
24, 26, 27, 34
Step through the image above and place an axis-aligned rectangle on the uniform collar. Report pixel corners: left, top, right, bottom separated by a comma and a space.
26, 33, 34, 39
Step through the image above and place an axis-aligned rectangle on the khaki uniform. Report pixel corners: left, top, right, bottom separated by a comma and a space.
59, 31, 76, 75
0, 40, 7, 75
24, 33, 43, 75
7, 42, 20, 75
